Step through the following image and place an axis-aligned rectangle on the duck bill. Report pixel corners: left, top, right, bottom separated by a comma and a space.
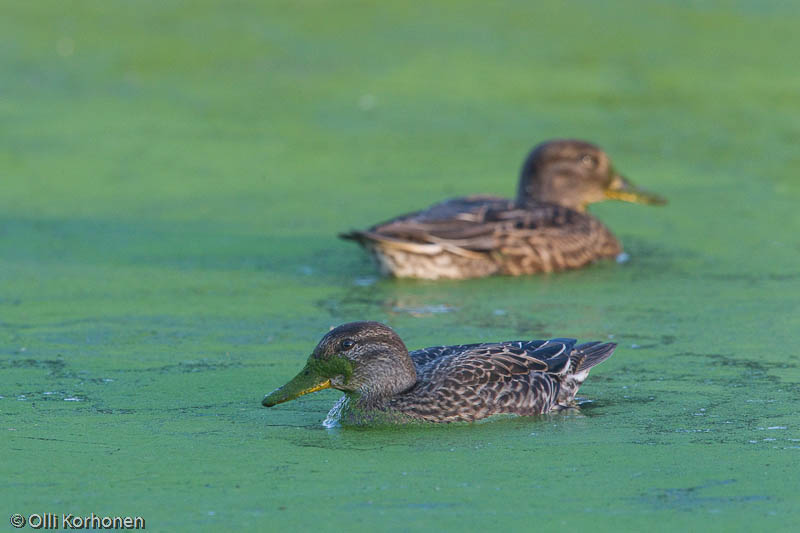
605, 174, 667, 205
262, 364, 331, 407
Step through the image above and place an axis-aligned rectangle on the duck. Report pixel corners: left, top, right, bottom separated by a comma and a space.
261, 321, 616, 425
340, 139, 665, 279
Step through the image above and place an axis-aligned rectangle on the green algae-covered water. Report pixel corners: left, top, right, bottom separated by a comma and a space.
2, 1, 799, 531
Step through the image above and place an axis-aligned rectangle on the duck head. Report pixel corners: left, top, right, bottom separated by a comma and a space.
262, 321, 417, 407
516, 139, 666, 212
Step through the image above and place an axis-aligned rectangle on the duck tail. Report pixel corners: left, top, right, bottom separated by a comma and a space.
556, 342, 616, 406
570, 342, 616, 375
339, 230, 366, 243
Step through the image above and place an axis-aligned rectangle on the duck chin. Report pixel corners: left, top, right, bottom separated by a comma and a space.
330, 374, 354, 391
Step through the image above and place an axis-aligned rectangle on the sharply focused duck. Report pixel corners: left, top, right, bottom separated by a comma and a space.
340, 139, 666, 279
262, 321, 616, 425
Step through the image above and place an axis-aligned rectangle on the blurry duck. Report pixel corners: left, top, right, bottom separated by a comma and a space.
340, 139, 665, 279
262, 321, 616, 425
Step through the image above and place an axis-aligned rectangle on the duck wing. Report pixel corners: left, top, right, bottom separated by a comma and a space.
392, 339, 590, 421
339, 195, 508, 250
340, 196, 616, 266
409, 339, 550, 368
416, 338, 578, 380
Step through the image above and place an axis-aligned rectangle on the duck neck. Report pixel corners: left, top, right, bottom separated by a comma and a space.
349, 358, 417, 410
516, 165, 588, 212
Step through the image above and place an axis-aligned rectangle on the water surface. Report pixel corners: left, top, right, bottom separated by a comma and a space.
2, 1, 799, 531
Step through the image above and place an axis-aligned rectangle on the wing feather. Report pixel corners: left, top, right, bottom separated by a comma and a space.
340, 196, 620, 274
342, 197, 599, 251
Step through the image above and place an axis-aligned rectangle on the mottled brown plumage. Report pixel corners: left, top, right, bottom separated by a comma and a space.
341, 139, 665, 279
262, 322, 616, 425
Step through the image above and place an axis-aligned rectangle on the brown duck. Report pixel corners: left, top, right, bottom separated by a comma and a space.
262, 321, 616, 425
341, 139, 665, 279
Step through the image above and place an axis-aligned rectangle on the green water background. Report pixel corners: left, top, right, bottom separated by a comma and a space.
2, 1, 799, 531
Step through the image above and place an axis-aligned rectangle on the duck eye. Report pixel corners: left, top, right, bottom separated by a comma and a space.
580, 154, 598, 168
341, 339, 356, 350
